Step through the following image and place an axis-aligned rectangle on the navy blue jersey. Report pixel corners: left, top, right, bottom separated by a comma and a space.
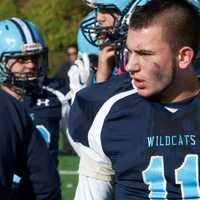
44, 77, 70, 95
0, 90, 60, 200
22, 78, 69, 165
67, 72, 132, 197
89, 89, 200, 199
68, 72, 132, 146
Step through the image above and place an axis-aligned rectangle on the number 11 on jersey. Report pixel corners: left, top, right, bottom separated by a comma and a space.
142, 155, 200, 199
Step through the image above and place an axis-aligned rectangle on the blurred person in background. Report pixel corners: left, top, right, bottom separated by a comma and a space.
67, 44, 79, 64
55, 43, 78, 81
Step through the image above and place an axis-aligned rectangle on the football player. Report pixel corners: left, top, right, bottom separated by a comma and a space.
67, 1, 136, 199
0, 17, 70, 165
68, 0, 200, 199
80, 0, 200, 199
0, 90, 60, 199
68, 1, 147, 199
0, 17, 70, 199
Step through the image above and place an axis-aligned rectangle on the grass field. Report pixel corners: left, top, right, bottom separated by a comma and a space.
59, 155, 79, 200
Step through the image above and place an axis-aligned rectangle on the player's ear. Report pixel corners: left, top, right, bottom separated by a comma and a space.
177, 46, 194, 69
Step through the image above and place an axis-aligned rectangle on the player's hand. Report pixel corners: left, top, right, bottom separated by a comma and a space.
96, 44, 115, 83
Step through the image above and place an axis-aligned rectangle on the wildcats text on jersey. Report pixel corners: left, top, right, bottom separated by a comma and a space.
147, 134, 196, 147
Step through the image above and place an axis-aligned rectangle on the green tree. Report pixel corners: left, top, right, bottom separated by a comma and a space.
21, 0, 89, 51
0, 0, 18, 19
0, 0, 90, 75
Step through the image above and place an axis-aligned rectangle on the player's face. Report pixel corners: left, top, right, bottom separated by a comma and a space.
96, 8, 119, 41
96, 10, 117, 27
67, 47, 78, 64
6, 55, 39, 78
126, 24, 178, 99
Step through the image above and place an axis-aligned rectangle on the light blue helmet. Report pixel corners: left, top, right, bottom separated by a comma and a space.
78, 11, 99, 54
84, 0, 132, 13
188, 0, 200, 9
77, 12, 99, 72
0, 17, 48, 95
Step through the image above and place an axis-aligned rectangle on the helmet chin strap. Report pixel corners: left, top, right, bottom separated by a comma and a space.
3, 72, 43, 98
12, 78, 42, 96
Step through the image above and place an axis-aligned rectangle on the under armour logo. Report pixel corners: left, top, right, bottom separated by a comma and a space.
36, 99, 50, 107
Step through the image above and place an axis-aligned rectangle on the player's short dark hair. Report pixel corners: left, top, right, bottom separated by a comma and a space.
66, 44, 78, 52
129, 0, 200, 57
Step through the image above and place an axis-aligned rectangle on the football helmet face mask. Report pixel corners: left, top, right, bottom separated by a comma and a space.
81, 0, 133, 47
0, 17, 48, 96
77, 18, 99, 72
77, 11, 99, 55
